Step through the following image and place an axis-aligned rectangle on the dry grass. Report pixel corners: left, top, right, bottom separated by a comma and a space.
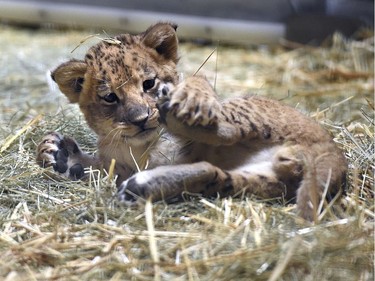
0, 25, 373, 280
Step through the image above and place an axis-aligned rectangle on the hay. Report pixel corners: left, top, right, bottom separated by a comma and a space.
0, 24, 373, 280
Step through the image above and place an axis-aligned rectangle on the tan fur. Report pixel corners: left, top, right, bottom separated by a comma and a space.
37, 23, 347, 221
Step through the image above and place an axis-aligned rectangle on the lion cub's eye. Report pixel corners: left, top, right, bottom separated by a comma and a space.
101, 92, 119, 104
143, 78, 155, 92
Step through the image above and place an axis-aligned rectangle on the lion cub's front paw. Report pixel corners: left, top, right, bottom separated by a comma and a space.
157, 76, 220, 127
117, 170, 160, 204
36, 132, 85, 180
117, 168, 180, 204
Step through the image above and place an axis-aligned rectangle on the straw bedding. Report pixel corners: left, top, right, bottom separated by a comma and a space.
0, 25, 373, 280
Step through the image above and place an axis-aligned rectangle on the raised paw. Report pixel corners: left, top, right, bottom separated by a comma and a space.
36, 132, 85, 180
157, 76, 220, 127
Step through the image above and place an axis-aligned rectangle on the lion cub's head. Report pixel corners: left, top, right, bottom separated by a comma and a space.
51, 23, 179, 146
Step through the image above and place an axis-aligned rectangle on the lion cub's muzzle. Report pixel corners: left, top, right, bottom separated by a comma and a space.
121, 106, 160, 139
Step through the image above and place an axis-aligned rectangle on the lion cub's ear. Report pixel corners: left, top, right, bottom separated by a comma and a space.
142, 23, 178, 63
51, 59, 87, 103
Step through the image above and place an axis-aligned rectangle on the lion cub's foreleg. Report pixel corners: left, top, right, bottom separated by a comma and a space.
157, 76, 244, 146
118, 160, 290, 203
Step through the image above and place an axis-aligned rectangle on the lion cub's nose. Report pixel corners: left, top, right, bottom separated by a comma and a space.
128, 107, 150, 128
130, 114, 149, 128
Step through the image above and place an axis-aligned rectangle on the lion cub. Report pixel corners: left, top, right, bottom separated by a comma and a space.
37, 23, 347, 221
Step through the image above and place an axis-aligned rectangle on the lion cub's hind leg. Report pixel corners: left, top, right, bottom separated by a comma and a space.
230, 145, 302, 202
271, 143, 346, 221
294, 143, 347, 221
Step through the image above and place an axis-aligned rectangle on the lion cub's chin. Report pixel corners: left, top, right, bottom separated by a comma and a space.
122, 128, 160, 146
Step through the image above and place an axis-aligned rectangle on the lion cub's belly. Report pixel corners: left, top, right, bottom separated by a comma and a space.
180, 142, 279, 172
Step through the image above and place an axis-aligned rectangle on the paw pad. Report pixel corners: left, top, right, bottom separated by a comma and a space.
37, 132, 85, 180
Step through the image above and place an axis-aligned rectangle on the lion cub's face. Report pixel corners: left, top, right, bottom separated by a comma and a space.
51, 23, 179, 146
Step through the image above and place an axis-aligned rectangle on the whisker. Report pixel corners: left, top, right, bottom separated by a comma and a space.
110, 129, 123, 147
99, 128, 124, 159
100, 127, 121, 146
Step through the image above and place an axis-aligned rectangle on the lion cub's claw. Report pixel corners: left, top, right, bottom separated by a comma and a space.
37, 132, 63, 168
